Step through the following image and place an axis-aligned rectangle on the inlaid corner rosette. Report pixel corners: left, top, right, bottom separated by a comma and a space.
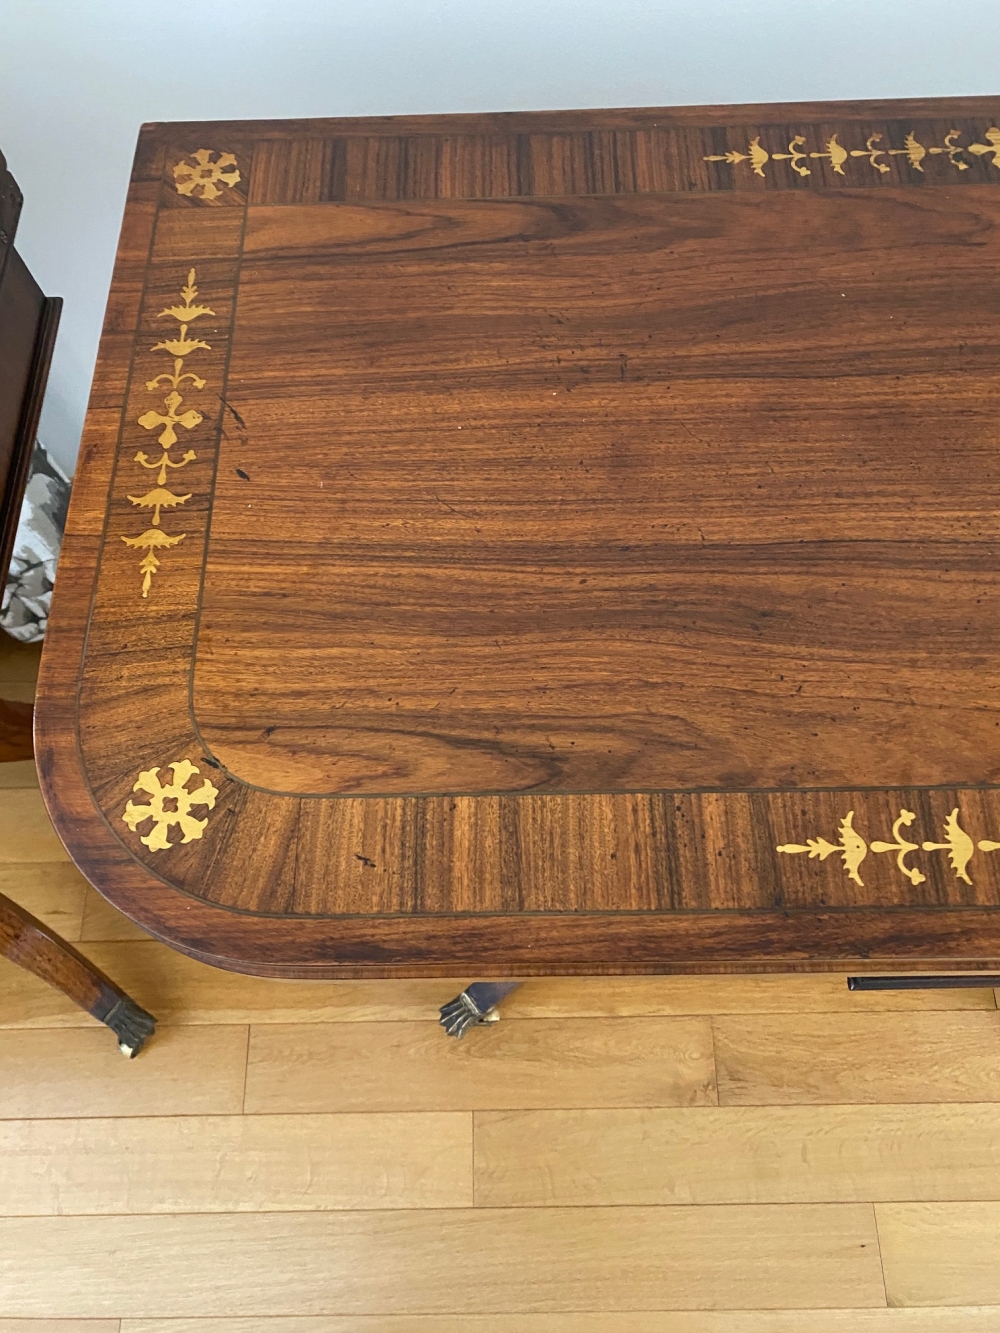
172, 149, 241, 200
121, 268, 214, 597
778, 806, 1000, 888
121, 759, 218, 852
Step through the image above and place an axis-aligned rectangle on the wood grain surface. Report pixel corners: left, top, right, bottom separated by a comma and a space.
0, 1324, 119, 1333
0, 864, 87, 938
33, 97, 1000, 975
0, 1205, 885, 1317
108, 1315, 1000, 1333
1, 788, 71, 861
0, 1112, 471, 1214
0, 699, 33, 763
243, 1016, 717, 1112
876, 1202, 1000, 1306
713, 1012, 1000, 1103
0, 1025, 248, 1118
474, 1104, 1000, 1206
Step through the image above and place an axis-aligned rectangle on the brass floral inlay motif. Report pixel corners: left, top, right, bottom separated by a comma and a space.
122, 270, 213, 597
870, 809, 925, 887
968, 127, 1000, 166
776, 810, 868, 886
704, 136, 770, 177
172, 148, 240, 200
921, 808, 977, 885
121, 759, 218, 852
705, 127, 1000, 179
772, 135, 813, 177
778, 807, 1000, 888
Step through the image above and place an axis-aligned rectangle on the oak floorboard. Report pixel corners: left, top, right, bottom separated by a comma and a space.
0, 1113, 472, 1214
79, 888, 151, 942
0, 864, 87, 941
0, 680, 35, 703
0, 1026, 249, 1119
0, 1205, 885, 1318
0, 789, 70, 863
0, 635, 42, 685
714, 1013, 1000, 1104
245, 1018, 718, 1113
877, 1202, 1000, 1306
116, 1314, 1000, 1333
0, 1324, 119, 1332
501, 975, 998, 1015
474, 1104, 1000, 1206
0, 759, 38, 787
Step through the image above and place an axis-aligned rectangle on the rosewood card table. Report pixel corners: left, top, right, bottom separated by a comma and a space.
36, 98, 1000, 1011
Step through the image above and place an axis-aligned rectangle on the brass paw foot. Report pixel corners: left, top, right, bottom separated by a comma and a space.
439, 981, 520, 1038
103, 996, 157, 1057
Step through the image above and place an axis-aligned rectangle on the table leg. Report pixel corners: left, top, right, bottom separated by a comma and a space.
0, 890, 156, 1056
439, 981, 521, 1037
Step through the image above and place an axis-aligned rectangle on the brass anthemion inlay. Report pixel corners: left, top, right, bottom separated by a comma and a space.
705, 127, 1000, 179
122, 270, 213, 597
776, 810, 869, 885
778, 807, 1000, 888
121, 759, 219, 852
172, 148, 240, 200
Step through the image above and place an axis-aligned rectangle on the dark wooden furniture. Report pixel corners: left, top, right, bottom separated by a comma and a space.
0, 148, 60, 763
33, 98, 1000, 985
0, 146, 155, 1055
0, 697, 34, 763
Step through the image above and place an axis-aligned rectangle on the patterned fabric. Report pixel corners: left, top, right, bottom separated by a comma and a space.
1, 441, 71, 643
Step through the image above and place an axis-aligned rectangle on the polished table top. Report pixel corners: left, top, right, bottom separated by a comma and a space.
37, 96, 1000, 977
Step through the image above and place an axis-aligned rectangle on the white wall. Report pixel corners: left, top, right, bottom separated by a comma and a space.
2, 0, 998, 474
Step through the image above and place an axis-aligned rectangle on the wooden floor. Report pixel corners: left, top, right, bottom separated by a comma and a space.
3, 631, 1000, 1328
